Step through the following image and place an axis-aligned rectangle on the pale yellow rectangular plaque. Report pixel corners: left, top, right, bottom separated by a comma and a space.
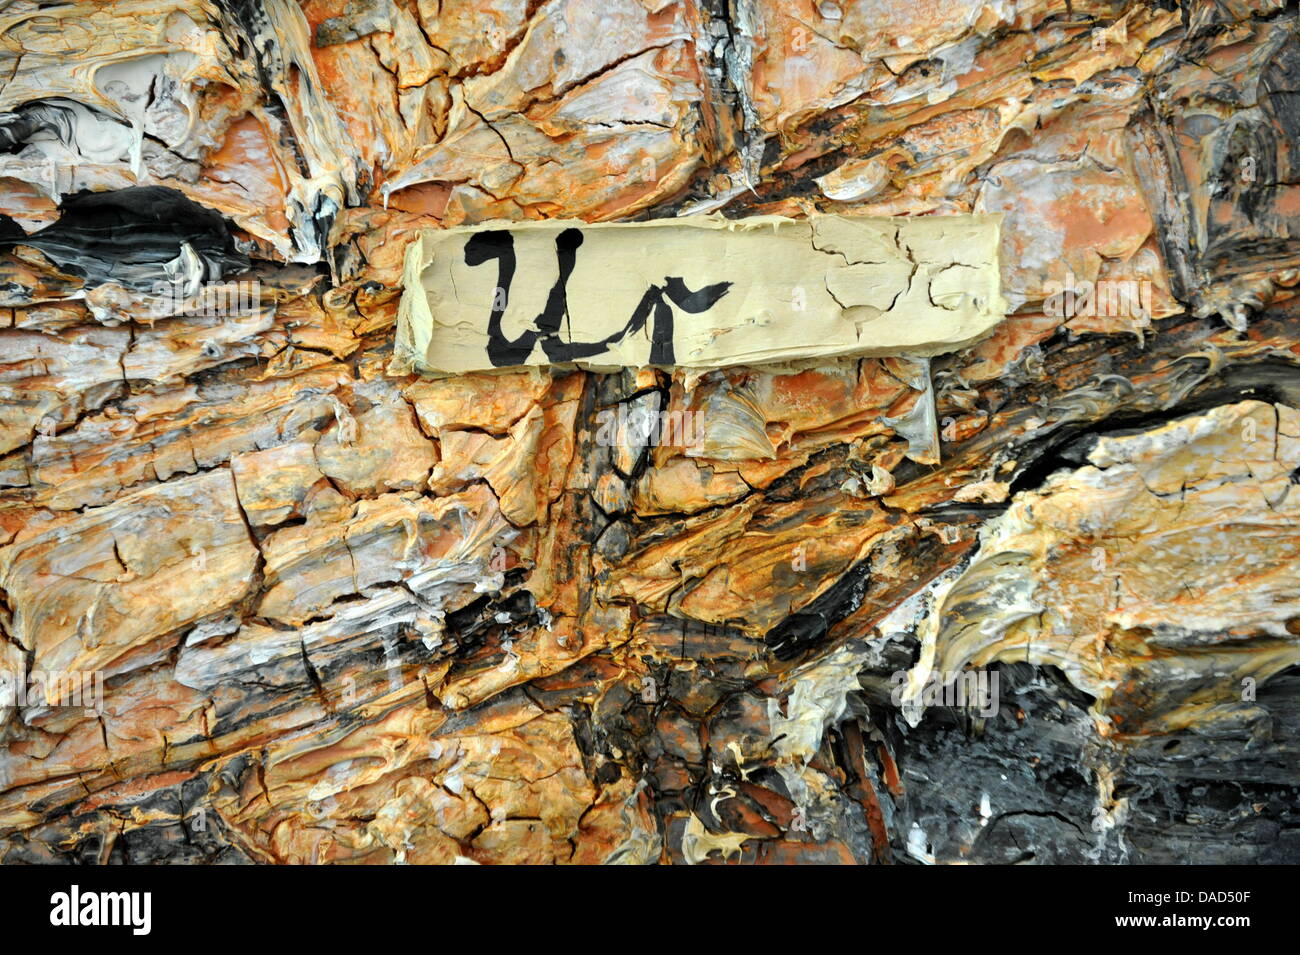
395, 214, 1005, 372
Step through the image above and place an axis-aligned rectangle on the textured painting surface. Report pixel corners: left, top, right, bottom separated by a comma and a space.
0, 0, 1298, 866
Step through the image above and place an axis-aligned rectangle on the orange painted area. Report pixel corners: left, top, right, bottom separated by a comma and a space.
387, 181, 452, 218
0, 178, 58, 226
78, 770, 201, 813
201, 114, 291, 235
878, 744, 903, 796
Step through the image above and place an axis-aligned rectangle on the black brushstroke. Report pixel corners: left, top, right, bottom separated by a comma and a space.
0, 103, 82, 153
0, 186, 249, 290
465, 228, 732, 367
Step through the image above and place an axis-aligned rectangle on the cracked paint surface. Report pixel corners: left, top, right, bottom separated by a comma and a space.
0, 0, 1298, 864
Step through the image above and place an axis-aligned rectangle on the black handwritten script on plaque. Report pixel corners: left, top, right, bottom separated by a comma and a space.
395, 215, 1006, 373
